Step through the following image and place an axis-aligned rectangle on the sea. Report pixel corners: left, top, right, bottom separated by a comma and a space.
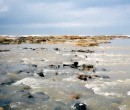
0, 38, 130, 110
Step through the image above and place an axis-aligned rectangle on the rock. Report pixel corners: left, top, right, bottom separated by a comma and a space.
102, 76, 109, 79
31, 64, 37, 67
82, 64, 94, 71
17, 70, 23, 73
92, 75, 99, 78
32, 48, 36, 51
48, 64, 60, 69
28, 95, 33, 98
71, 49, 94, 53
70, 62, 79, 68
77, 74, 100, 81
74, 103, 87, 110
102, 69, 107, 71
36, 72, 44, 77
63, 62, 79, 68
0, 50, 10, 52
54, 48, 59, 51
23, 47, 28, 49
77, 75, 88, 81
69, 94, 80, 99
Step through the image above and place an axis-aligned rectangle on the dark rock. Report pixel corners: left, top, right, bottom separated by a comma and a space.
71, 49, 94, 53
92, 75, 100, 78
77, 75, 88, 81
23, 47, 28, 49
49, 64, 55, 68
102, 69, 107, 71
77, 50, 86, 52
63, 62, 79, 68
93, 68, 96, 72
37, 72, 44, 77
28, 95, 33, 98
55, 72, 58, 75
70, 62, 79, 68
31, 64, 37, 67
48, 64, 60, 69
57, 65, 60, 68
63, 64, 70, 66
54, 48, 59, 51
78, 74, 100, 81
74, 103, 87, 110
102, 76, 110, 79
73, 62, 78, 67
0, 50, 10, 52
18, 70, 23, 73
32, 48, 36, 51
82, 64, 94, 71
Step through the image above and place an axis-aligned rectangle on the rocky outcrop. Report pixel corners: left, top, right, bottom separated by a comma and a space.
77, 74, 109, 81
0, 35, 128, 46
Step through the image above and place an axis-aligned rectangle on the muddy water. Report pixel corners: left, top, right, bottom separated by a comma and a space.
0, 38, 130, 110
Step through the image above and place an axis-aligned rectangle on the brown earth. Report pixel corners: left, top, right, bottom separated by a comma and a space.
0, 35, 128, 47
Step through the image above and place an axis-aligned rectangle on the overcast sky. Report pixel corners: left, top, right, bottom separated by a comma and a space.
0, 0, 130, 35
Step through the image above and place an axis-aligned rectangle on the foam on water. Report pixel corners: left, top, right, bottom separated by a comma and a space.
85, 79, 130, 97
13, 77, 44, 89
127, 91, 130, 96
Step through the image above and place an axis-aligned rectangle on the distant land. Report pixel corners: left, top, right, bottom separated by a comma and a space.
0, 35, 129, 46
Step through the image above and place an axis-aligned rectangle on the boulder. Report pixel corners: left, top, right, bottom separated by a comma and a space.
36, 72, 44, 77
74, 103, 87, 110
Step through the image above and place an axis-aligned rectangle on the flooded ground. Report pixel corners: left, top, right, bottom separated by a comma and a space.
0, 38, 130, 110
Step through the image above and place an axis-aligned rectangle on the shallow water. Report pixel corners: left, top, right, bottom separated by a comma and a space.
0, 38, 130, 110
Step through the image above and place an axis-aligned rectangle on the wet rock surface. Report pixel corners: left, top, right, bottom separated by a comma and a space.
74, 103, 88, 110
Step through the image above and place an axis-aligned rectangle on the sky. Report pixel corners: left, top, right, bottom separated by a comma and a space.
0, 0, 130, 35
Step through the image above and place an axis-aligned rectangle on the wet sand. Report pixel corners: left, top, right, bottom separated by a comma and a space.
0, 36, 130, 110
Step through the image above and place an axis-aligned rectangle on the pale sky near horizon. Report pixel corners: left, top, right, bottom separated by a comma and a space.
0, 0, 130, 35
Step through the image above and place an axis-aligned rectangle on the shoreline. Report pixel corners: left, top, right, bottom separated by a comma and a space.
0, 35, 129, 46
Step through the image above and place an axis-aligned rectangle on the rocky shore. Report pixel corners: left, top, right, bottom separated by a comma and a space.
0, 36, 130, 110
0, 35, 128, 45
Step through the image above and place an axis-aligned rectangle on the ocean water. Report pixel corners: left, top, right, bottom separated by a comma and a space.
0, 38, 130, 110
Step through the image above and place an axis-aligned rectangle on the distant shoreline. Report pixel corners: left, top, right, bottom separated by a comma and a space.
0, 35, 129, 46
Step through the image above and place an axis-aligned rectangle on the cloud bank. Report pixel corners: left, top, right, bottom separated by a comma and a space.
0, 0, 130, 35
